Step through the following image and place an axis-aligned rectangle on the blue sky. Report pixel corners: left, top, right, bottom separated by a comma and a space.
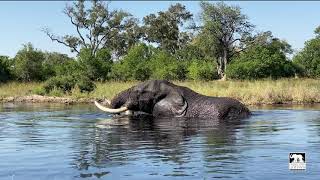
0, 1, 319, 58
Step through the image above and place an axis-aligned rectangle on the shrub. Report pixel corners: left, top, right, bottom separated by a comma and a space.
187, 60, 219, 80
76, 76, 96, 93
44, 75, 96, 94
110, 43, 152, 81
133, 63, 152, 81
148, 50, 181, 80
78, 48, 112, 81
43, 75, 76, 93
42, 52, 74, 80
227, 45, 296, 80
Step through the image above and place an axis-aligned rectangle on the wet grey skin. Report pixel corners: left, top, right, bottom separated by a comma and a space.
95, 80, 251, 120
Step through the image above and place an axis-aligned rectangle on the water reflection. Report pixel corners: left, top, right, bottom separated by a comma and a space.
68, 114, 247, 178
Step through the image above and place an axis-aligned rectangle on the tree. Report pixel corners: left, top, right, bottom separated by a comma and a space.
110, 43, 153, 81
42, 52, 74, 80
148, 50, 185, 80
78, 48, 112, 81
293, 26, 320, 77
227, 36, 296, 79
187, 59, 219, 80
13, 43, 46, 82
143, 3, 193, 54
314, 25, 320, 38
43, 0, 141, 57
197, 1, 254, 79
0, 56, 12, 83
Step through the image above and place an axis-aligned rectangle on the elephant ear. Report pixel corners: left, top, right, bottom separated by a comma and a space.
153, 91, 188, 117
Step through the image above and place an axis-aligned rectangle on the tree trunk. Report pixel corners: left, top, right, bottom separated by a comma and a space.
218, 48, 228, 81
217, 57, 223, 78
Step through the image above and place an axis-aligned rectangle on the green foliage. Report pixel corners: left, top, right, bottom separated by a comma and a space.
42, 50, 98, 94
314, 26, 320, 38
42, 52, 74, 79
44, 75, 76, 93
32, 86, 46, 96
13, 43, 46, 81
143, 3, 192, 54
110, 43, 153, 81
0, 56, 12, 82
148, 50, 181, 80
293, 37, 320, 78
227, 42, 296, 80
44, 75, 95, 94
187, 60, 219, 80
54, 59, 82, 77
198, 1, 254, 78
44, 0, 140, 57
5, 3, 320, 85
77, 76, 96, 93
175, 43, 206, 61
78, 48, 112, 81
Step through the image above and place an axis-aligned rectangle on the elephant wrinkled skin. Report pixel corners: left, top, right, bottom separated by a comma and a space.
95, 80, 251, 119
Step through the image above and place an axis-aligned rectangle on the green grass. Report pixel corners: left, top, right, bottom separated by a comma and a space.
1, 79, 320, 105
0, 82, 43, 98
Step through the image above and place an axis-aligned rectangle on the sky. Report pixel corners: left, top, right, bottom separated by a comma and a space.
0, 1, 319, 58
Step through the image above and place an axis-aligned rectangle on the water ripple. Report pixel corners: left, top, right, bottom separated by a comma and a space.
1, 103, 320, 179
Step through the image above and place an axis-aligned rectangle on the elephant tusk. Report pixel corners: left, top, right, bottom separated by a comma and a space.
105, 99, 111, 106
94, 101, 128, 114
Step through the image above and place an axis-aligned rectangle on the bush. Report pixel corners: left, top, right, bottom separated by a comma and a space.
76, 76, 96, 93
54, 60, 83, 77
187, 60, 218, 80
110, 43, 152, 81
43, 75, 96, 94
42, 52, 74, 80
227, 45, 296, 80
44, 75, 96, 94
148, 50, 181, 80
78, 48, 112, 81
44, 75, 76, 93
0, 56, 12, 82
133, 63, 152, 81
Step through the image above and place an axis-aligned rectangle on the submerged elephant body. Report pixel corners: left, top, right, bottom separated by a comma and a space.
95, 80, 251, 119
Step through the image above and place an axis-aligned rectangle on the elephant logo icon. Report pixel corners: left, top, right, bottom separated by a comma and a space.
289, 153, 306, 170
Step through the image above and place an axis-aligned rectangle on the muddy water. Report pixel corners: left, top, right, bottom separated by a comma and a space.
0, 103, 320, 179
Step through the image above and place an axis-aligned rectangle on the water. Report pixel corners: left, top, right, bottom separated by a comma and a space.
0, 103, 320, 180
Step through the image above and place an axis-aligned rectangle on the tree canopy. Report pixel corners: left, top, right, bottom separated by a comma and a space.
142, 3, 193, 54
197, 1, 254, 79
293, 27, 320, 78
43, 0, 141, 57
2, 1, 320, 92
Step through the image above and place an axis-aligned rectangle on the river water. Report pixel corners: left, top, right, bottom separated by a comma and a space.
0, 103, 320, 180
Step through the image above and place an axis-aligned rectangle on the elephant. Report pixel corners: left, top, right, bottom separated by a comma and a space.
94, 80, 251, 119
290, 154, 305, 163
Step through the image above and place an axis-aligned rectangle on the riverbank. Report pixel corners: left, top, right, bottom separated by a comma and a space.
1, 79, 320, 105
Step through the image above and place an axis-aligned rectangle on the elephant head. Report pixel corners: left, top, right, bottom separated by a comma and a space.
94, 80, 251, 119
95, 80, 188, 117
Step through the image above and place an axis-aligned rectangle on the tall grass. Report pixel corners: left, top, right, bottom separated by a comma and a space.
1, 79, 320, 105
0, 82, 43, 98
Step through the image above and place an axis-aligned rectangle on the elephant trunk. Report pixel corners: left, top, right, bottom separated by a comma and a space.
109, 87, 133, 109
